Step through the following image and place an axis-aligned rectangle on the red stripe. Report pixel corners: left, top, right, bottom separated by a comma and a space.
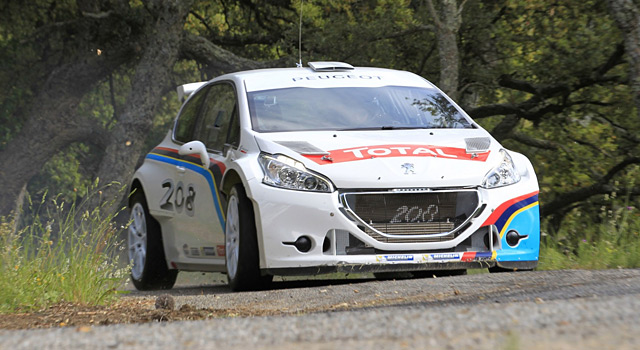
152, 147, 226, 174
461, 252, 476, 262
155, 146, 178, 154
482, 191, 539, 226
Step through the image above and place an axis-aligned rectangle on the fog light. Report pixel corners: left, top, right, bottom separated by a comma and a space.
294, 236, 312, 252
506, 230, 527, 247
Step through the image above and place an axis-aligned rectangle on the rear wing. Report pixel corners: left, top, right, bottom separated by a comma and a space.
177, 82, 207, 102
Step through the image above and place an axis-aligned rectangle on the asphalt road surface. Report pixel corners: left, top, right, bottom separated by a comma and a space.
2, 269, 640, 349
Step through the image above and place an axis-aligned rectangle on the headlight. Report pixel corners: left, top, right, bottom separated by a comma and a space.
258, 153, 333, 192
482, 149, 521, 188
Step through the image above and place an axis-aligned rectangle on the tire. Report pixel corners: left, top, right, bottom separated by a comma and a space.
128, 191, 177, 290
225, 185, 272, 291
411, 269, 467, 278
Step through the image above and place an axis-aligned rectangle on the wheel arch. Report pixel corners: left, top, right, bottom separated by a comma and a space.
129, 178, 146, 208
220, 168, 269, 273
221, 169, 244, 198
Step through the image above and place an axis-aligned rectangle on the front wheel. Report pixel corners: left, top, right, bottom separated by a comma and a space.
225, 185, 272, 291
128, 191, 177, 290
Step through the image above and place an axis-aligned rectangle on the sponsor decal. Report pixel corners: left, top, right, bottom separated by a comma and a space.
216, 245, 226, 257
304, 144, 490, 165
203, 247, 216, 256
430, 253, 461, 261
474, 252, 494, 261
376, 254, 415, 262
292, 74, 383, 82
461, 251, 497, 262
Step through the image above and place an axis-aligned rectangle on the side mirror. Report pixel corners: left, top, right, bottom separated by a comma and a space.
178, 141, 210, 169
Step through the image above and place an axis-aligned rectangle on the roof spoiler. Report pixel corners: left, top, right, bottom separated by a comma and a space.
177, 82, 207, 102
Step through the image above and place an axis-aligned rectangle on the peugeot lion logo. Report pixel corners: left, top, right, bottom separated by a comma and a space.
401, 163, 415, 175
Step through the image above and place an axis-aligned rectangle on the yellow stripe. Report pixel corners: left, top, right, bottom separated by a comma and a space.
209, 167, 226, 222
148, 152, 203, 168
499, 202, 539, 238
491, 250, 497, 260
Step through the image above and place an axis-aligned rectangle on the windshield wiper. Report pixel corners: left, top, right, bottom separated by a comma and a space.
337, 126, 431, 131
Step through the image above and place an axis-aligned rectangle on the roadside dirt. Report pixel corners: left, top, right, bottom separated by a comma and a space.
3, 269, 640, 331
0, 289, 432, 330
0, 297, 261, 330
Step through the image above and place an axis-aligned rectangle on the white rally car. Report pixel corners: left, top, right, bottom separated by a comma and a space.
128, 62, 540, 291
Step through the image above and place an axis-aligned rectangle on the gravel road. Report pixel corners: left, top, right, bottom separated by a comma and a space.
2, 269, 640, 349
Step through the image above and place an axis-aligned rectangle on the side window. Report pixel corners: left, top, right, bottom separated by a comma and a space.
174, 85, 210, 143
195, 83, 239, 152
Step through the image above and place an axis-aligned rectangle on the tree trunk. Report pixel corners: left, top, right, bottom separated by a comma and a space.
93, 0, 194, 212
425, 0, 464, 101
607, 0, 640, 120
0, 54, 129, 216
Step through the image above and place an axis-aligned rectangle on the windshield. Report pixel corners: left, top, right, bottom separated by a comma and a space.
247, 86, 473, 132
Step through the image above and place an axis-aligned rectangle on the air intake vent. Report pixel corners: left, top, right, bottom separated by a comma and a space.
275, 141, 328, 155
308, 62, 354, 72
465, 137, 491, 153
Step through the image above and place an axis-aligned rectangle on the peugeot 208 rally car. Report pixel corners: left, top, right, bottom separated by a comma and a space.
128, 62, 539, 291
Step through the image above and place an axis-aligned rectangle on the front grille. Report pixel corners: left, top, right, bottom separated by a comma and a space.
341, 190, 479, 243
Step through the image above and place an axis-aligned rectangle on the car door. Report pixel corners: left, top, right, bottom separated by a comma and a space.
172, 82, 240, 261
150, 84, 214, 262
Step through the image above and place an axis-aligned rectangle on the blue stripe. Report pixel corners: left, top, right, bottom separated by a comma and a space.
147, 153, 225, 229
494, 194, 538, 233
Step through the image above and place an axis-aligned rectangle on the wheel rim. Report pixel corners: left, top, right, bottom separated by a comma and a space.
128, 203, 147, 280
225, 194, 240, 280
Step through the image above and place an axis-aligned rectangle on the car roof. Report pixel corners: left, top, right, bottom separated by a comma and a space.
217, 64, 435, 92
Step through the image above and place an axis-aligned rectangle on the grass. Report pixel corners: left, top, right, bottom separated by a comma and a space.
539, 196, 640, 270
0, 181, 130, 313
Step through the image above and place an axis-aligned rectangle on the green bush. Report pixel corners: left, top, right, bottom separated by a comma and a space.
0, 180, 129, 313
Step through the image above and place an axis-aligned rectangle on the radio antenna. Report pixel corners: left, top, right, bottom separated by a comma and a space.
297, 0, 304, 67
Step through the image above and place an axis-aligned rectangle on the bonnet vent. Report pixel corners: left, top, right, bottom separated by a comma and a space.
464, 137, 491, 153
276, 141, 329, 155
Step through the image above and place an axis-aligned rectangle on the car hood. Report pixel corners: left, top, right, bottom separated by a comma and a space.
254, 129, 501, 189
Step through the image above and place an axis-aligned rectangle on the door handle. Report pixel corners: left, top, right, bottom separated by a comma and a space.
176, 166, 186, 174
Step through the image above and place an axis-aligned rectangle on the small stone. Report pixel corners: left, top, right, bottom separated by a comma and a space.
155, 294, 175, 310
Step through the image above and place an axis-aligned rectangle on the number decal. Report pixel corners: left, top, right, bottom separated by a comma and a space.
391, 206, 408, 223
159, 179, 197, 216
175, 182, 185, 214
390, 204, 439, 223
185, 185, 196, 217
405, 206, 422, 223
160, 179, 174, 211
421, 204, 438, 223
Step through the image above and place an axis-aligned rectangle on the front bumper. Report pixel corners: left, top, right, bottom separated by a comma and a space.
246, 177, 539, 274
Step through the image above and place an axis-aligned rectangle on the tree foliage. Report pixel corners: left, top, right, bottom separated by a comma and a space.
0, 0, 638, 244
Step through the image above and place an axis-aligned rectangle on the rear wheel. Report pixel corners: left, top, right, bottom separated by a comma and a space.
128, 191, 177, 290
225, 185, 272, 291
